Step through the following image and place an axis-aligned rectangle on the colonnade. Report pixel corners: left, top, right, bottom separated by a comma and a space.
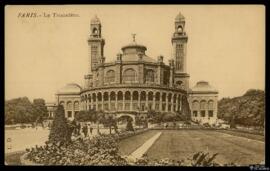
80, 90, 184, 113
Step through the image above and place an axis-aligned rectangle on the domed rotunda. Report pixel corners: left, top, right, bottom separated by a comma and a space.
53, 13, 218, 125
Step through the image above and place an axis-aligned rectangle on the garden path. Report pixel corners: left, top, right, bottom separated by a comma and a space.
129, 132, 162, 159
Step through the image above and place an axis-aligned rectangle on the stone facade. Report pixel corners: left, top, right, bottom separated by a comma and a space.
188, 81, 218, 125
54, 12, 218, 125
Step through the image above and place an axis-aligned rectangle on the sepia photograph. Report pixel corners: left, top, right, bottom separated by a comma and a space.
5, 5, 265, 166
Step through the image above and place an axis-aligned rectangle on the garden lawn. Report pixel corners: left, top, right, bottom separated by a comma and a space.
118, 130, 159, 155
216, 129, 264, 142
146, 130, 265, 166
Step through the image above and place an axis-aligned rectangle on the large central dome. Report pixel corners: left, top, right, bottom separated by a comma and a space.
120, 38, 155, 63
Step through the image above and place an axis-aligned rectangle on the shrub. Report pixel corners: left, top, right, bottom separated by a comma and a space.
203, 123, 211, 128
126, 119, 134, 131
26, 134, 128, 165
48, 105, 72, 144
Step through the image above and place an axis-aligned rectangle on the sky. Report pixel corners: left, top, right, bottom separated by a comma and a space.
5, 5, 265, 102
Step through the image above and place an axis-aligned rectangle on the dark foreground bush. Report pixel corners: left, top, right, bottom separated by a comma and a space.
26, 134, 127, 165
25, 132, 237, 166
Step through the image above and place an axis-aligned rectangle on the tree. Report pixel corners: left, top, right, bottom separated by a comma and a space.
126, 117, 134, 131
218, 89, 265, 129
88, 110, 105, 135
162, 112, 177, 122
181, 96, 191, 120
5, 97, 36, 124
48, 105, 71, 144
33, 98, 48, 119
74, 110, 92, 122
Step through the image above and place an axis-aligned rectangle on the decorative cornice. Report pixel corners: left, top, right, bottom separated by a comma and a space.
189, 91, 218, 95
80, 84, 187, 94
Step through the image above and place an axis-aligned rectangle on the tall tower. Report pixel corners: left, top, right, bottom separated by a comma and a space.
85, 15, 105, 89
172, 12, 189, 90
88, 15, 105, 73
172, 12, 188, 73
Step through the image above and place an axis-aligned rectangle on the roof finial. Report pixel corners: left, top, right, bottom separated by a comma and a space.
132, 33, 136, 42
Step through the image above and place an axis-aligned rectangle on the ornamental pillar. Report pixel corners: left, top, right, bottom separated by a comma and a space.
159, 93, 162, 111
131, 91, 133, 111
90, 96, 92, 110
176, 94, 179, 112
101, 92, 104, 111
86, 95, 88, 110
95, 94, 98, 111
88, 95, 90, 110
180, 95, 182, 111
123, 91, 125, 111
153, 94, 156, 111
109, 92, 111, 111
166, 94, 169, 112
146, 92, 149, 111
116, 92, 118, 111
138, 91, 141, 110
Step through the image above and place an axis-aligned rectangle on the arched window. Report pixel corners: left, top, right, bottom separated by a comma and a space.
92, 28, 98, 34
105, 70, 115, 83
163, 70, 170, 85
208, 100, 214, 110
123, 68, 136, 83
192, 100, 199, 117
168, 93, 172, 102
110, 92, 116, 101
173, 94, 177, 103
162, 93, 166, 102
192, 100, 200, 110
88, 94, 91, 102
117, 91, 123, 111
148, 92, 153, 101
117, 91, 123, 101
132, 91, 139, 111
67, 101, 72, 110
200, 100, 207, 110
177, 26, 183, 32
141, 91, 146, 101
92, 93, 96, 102
97, 92, 102, 102
208, 100, 214, 117
133, 91, 139, 101
125, 91, 131, 100
145, 69, 155, 82
74, 101, 79, 111
104, 92, 109, 101
155, 92, 160, 101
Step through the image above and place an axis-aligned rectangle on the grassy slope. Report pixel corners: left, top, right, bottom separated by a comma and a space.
146, 130, 264, 166
118, 130, 158, 155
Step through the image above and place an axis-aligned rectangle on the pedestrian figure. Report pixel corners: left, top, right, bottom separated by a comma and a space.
48, 122, 51, 129
78, 123, 81, 135
90, 127, 93, 134
82, 125, 88, 138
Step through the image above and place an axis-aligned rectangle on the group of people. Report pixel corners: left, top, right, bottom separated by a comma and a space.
70, 121, 94, 138
81, 124, 94, 137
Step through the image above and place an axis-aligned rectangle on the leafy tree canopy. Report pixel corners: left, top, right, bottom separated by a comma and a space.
218, 89, 265, 127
